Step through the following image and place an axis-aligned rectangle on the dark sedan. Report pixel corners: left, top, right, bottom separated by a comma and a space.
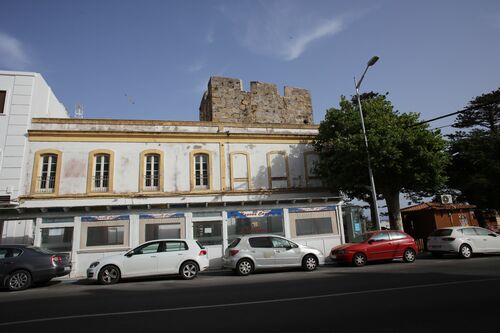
0, 245, 71, 291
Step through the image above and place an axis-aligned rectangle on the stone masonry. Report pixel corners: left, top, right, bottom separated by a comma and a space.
199, 76, 313, 125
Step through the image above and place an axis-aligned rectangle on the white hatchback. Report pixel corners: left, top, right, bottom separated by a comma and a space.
87, 239, 209, 284
427, 227, 500, 258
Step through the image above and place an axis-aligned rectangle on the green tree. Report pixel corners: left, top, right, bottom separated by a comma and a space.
448, 88, 500, 209
314, 93, 449, 230
453, 88, 499, 133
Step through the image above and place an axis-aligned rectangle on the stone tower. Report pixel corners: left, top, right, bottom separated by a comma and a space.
199, 76, 313, 125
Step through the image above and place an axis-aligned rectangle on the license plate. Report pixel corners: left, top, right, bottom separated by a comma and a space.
430, 245, 441, 249
64, 266, 71, 271
331, 255, 337, 259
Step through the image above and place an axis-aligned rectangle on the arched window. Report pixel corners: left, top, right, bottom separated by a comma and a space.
93, 154, 110, 192
190, 150, 212, 191
31, 149, 62, 195
195, 153, 209, 188
39, 154, 58, 192
87, 150, 114, 193
266, 151, 290, 189
230, 151, 251, 191
304, 151, 320, 187
140, 150, 164, 192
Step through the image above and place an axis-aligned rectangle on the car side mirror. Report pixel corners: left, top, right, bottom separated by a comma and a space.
125, 252, 134, 257
368, 240, 375, 245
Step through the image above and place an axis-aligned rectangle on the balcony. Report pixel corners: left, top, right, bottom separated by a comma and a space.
36, 176, 55, 193
92, 176, 109, 193
143, 175, 160, 192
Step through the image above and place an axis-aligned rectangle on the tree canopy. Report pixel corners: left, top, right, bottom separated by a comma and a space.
447, 88, 500, 210
314, 93, 448, 230
453, 88, 499, 133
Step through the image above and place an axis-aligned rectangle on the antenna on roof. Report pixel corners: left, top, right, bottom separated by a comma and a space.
74, 103, 84, 119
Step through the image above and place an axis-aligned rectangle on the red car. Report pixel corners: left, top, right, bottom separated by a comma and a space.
330, 230, 418, 266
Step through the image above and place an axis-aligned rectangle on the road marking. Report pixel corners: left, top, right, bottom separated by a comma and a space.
1, 277, 499, 326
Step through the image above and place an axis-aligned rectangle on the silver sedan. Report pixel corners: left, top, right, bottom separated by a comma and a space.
222, 234, 324, 276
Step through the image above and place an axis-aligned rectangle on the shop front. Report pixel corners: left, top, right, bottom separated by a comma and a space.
27, 203, 343, 277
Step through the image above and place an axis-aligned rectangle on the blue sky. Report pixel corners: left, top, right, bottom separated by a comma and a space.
1, 1, 500, 133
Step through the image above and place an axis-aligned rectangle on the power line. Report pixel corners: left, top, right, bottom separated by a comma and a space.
408, 109, 465, 128
407, 99, 496, 128
431, 124, 454, 130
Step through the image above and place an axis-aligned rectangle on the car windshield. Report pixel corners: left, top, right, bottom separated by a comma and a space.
430, 229, 453, 237
351, 233, 372, 244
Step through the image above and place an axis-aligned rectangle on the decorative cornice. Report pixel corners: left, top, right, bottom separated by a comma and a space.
18, 187, 328, 201
31, 117, 319, 129
28, 130, 316, 143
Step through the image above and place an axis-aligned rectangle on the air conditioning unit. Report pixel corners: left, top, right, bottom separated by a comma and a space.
441, 194, 453, 204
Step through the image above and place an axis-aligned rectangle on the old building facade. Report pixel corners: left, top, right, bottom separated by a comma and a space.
0, 73, 344, 277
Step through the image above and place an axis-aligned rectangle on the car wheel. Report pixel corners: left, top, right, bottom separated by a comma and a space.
352, 252, 367, 267
302, 254, 318, 271
180, 261, 199, 280
459, 244, 472, 259
6, 270, 32, 291
98, 265, 121, 285
236, 259, 253, 276
403, 248, 416, 263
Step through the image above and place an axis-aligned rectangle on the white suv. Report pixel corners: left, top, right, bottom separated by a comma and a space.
87, 239, 209, 284
222, 234, 324, 276
427, 227, 500, 258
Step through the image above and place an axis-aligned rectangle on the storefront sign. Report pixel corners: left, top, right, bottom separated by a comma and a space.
81, 215, 129, 222
227, 209, 283, 218
139, 213, 184, 219
288, 205, 337, 213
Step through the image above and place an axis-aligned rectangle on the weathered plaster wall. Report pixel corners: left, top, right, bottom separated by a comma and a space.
25, 141, 222, 195
24, 139, 321, 198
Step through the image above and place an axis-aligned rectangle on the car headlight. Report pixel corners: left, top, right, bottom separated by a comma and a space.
337, 250, 346, 255
89, 261, 100, 269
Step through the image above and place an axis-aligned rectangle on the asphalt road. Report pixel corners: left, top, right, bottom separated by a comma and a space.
1, 254, 500, 332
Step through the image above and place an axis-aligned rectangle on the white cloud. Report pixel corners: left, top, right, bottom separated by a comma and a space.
205, 29, 215, 44
284, 19, 343, 61
187, 60, 205, 73
233, 3, 346, 61
0, 32, 30, 69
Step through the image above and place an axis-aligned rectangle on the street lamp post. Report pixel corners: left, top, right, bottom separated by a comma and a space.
354, 56, 381, 230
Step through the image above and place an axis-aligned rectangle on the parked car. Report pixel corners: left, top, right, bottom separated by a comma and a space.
330, 230, 418, 267
0, 245, 71, 291
87, 239, 209, 284
222, 234, 324, 276
427, 226, 500, 258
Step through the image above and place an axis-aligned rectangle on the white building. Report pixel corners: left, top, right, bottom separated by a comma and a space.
0, 73, 344, 277
0, 71, 68, 244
